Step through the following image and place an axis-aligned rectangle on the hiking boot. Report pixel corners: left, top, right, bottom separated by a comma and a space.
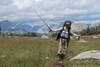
57, 53, 65, 60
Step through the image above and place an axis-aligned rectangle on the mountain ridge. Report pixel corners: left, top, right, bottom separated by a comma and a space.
0, 19, 97, 34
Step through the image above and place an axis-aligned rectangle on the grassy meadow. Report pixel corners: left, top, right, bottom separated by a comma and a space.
0, 36, 100, 67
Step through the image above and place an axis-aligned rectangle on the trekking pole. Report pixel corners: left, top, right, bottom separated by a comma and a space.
33, 7, 52, 32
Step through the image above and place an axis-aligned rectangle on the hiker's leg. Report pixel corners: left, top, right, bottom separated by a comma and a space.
66, 39, 70, 48
61, 39, 65, 49
57, 39, 66, 60
58, 39, 66, 55
58, 39, 62, 54
63, 39, 70, 54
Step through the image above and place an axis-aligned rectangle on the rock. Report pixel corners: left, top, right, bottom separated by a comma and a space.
41, 35, 49, 39
70, 50, 100, 61
98, 34, 100, 36
92, 36, 98, 38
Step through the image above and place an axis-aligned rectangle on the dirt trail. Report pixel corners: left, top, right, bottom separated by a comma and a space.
51, 59, 64, 67
51, 51, 71, 67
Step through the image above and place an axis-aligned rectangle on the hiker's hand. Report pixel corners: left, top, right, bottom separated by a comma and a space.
76, 35, 80, 40
49, 29, 52, 32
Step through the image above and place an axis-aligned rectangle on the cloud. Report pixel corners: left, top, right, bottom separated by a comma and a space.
12, 0, 35, 9
75, 20, 100, 25
0, 0, 12, 5
35, 0, 42, 2
0, 0, 100, 25
64, 8, 88, 14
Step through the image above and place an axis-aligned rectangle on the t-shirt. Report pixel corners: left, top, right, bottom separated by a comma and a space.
60, 29, 69, 38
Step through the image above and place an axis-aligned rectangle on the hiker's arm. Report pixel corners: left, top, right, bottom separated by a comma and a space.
71, 31, 80, 40
51, 27, 62, 32
71, 32, 79, 36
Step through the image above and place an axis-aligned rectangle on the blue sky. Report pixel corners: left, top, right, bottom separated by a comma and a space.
0, 0, 100, 25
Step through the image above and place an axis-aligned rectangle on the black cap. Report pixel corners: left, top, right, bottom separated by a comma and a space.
64, 20, 72, 26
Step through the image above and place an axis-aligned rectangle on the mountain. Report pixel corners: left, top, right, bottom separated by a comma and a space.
91, 22, 100, 27
0, 20, 53, 34
36, 23, 61, 33
71, 22, 88, 32
0, 19, 92, 34
32, 25, 43, 32
0, 20, 15, 32
10, 24, 33, 33
0, 20, 32, 33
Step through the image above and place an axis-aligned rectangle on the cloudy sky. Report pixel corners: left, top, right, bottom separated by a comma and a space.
0, 0, 100, 25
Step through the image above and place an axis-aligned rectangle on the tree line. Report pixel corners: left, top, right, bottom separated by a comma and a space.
0, 27, 38, 37
79, 25, 100, 35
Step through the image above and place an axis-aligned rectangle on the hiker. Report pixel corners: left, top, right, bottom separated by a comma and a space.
51, 20, 80, 59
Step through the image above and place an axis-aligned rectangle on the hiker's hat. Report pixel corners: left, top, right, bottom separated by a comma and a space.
64, 20, 72, 25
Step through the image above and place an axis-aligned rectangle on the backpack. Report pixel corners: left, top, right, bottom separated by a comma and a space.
56, 27, 71, 40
